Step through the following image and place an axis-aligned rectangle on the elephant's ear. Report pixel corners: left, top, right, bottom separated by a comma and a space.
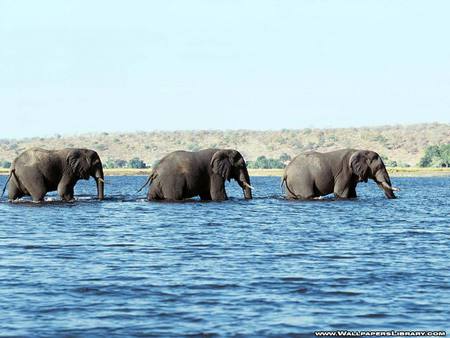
350, 151, 370, 182
67, 150, 90, 179
210, 150, 232, 181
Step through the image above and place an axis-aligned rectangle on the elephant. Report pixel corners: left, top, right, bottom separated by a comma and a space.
141, 148, 253, 201
282, 149, 399, 199
6, 148, 104, 202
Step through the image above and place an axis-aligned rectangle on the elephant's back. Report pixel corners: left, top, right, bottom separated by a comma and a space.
286, 152, 321, 172
155, 151, 199, 176
14, 148, 54, 166
13, 149, 65, 185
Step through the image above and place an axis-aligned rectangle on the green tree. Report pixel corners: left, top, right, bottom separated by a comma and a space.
0, 160, 11, 168
385, 159, 398, 167
104, 159, 114, 169
440, 145, 450, 167
104, 158, 117, 169
128, 157, 147, 169
380, 154, 398, 167
104, 159, 128, 169
247, 156, 285, 169
419, 144, 450, 167
115, 159, 128, 168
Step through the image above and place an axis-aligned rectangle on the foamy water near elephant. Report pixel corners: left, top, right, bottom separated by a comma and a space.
141, 149, 253, 201
283, 149, 399, 199
6, 148, 104, 202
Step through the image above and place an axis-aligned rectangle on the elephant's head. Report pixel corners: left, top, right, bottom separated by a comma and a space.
210, 149, 253, 199
350, 150, 399, 199
67, 149, 105, 200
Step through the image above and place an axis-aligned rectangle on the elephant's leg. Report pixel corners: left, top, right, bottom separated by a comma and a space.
58, 182, 75, 201
285, 176, 316, 199
334, 186, 354, 199
334, 187, 350, 199
148, 182, 164, 200
334, 179, 359, 199
210, 175, 227, 201
20, 168, 47, 202
211, 190, 227, 201
348, 183, 357, 199
29, 182, 46, 202
151, 175, 185, 201
286, 167, 319, 199
163, 176, 186, 200
334, 178, 353, 199
199, 192, 212, 201
28, 186, 46, 202
7, 181, 24, 201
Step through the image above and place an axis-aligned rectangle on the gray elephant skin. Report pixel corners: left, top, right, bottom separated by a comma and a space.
7, 148, 105, 202
144, 148, 253, 201
283, 149, 399, 199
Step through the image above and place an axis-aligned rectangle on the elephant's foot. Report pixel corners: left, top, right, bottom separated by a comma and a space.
211, 197, 228, 202
334, 195, 353, 200
31, 200, 45, 204
59, 193, 75, 202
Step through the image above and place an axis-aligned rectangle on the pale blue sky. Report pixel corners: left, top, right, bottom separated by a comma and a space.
1, 0, 449, 138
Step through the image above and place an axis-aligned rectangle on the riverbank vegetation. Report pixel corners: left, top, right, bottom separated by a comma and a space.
419, 144, 450, 168
1, 123, 449, 170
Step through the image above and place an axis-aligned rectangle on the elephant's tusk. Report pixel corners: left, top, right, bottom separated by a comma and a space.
381, 182, 399, 191
243, 182, 254, 190
97, 177, 105, 183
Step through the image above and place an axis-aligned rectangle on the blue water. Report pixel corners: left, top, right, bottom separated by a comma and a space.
0, 176, 449, 336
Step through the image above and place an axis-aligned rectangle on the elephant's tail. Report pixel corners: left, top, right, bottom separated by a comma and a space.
281, 175, 286, 192
1, 168, 14, 198
136, 170, 157, 194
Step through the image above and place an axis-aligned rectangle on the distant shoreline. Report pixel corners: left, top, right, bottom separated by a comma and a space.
1, 124, 449, 168
2, 168, 450, 177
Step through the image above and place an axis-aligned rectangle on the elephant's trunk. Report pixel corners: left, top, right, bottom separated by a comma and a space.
94, 167, 105, 200
375, 169, 397, 199
239, 168, 253, 200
